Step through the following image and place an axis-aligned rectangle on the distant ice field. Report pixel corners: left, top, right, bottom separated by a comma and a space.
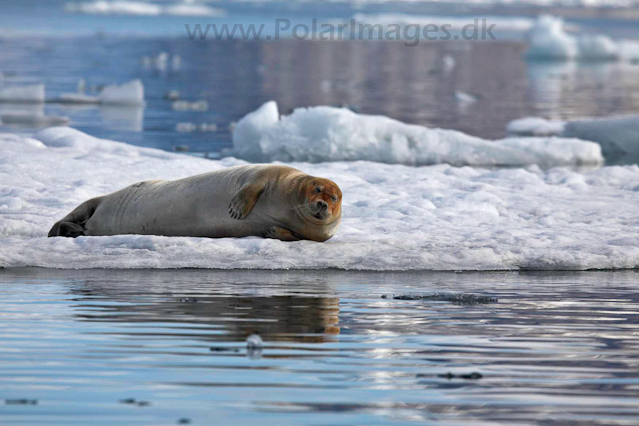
1, 126, 638, 270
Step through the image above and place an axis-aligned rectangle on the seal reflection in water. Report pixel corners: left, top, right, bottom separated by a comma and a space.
48, 165, 342, 242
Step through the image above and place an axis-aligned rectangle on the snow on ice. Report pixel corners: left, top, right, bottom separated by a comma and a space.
1, 126, 638, 270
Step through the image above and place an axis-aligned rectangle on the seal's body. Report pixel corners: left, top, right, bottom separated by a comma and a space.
48, 165, 342, 242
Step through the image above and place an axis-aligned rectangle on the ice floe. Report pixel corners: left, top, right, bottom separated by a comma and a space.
526, 15, 639, 61
172, 100, 208, 112
176, 122, 217, 133
507, 117, 566, 137
141, 52, 181, 72
50, 80, 144, 106
1, 126, 638, 270
225, 101, 602, 167
98, 79, 145, 105
508, 115, 639, 164
54, 93, 100, 104
66, 1, 225, 17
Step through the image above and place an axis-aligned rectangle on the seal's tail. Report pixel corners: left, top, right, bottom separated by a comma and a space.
48, 197, 101, 238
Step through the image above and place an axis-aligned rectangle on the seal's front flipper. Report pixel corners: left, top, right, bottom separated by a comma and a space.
56, 222, 85, 238
262, 227, 300, 241
229, 183, 265, 220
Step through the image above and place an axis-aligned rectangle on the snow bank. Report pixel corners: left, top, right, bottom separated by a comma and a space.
65, 1, 225, 17
98, 79, 144, 105
0, 84, 45, 103
225, 101, 602, 168
526, 16, 625, 61
507, 115, 639, 164
1, 127, 638, 270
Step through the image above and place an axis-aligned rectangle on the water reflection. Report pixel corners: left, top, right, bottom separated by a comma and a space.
73, 290, 340, 344
99, 105, 144, 132
5, 37, 639, 152
1, 269, 639, 424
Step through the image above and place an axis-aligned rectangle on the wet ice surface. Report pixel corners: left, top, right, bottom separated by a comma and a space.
1, 268, 639, 425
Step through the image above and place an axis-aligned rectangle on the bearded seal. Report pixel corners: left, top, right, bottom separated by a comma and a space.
48, 165, 342, 242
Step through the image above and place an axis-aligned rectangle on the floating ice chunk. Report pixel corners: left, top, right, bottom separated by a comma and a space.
507, 115, 639, 164
246, 333, 263, 359
577, 35, 619, 61
176, 122, 217, 133
163, 3, 226, 17
98, 79, 145, 105
563, 116, 639, 165
526, 16, 577, 60
527, 15, 627, 62
53, 93, 100, 104
246, 333, 263, 349
69, 1, 227, 17
246, 333, 263, 358
199, 123, 217, 132
65, 1, 162, 16
507, 117, 566, 136
0, 84, 45, 103
176, 122, 197, 133
155, 52, 169, 71
141, 52, 181, 72
619, 40, 639, 61
171, 55, 181, 71
454, 91, 477, 111
164, 90, 180, 100
172, 100, 208, 111
226, 101, 602, 167
442, 55, 456, 73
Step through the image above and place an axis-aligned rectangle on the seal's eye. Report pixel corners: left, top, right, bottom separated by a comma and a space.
315, 187, 321, 193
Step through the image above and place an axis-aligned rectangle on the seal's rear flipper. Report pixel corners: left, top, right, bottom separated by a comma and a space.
47, 197, 101, 238
56, 222, 85, 238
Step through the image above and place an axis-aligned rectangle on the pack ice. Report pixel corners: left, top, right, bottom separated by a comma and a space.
225, 101, 602, 168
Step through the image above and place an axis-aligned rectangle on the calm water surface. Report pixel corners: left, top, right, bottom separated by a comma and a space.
1, 268, 639, 425
3, 35, 639, 156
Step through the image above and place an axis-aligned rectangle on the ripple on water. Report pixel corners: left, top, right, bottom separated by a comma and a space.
0, 269, 638, 425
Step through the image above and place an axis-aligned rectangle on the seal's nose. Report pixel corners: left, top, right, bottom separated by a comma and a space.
317, 200, 328, 212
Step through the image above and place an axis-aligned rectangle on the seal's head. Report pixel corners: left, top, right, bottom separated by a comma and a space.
296, 176, 342, 241
304, 177, 342, 221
